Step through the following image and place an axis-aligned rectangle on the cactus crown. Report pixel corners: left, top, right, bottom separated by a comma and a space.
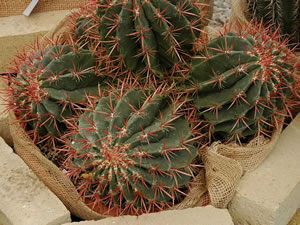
5, 41, 105, 147
190, 26, 296, 143
247, 0, 300, 50
64, 88, 198, 215
97, 0, 205, 77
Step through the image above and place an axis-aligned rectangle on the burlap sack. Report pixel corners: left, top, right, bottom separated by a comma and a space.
228, 0, 249, 24
201, 127, 282, 208
0, 0, 85, 17
0, 77, 13, 146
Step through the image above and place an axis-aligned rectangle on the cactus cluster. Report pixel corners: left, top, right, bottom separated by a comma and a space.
190, 27, 297, 143
64, 89, 198, 215
6, 42, 105, 146
3, 0, 298, 218
97, 0, 205, 77
247, 0, 300, 50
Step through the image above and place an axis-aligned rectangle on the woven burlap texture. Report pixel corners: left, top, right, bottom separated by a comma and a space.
201, 127, 282, 208
228, 0, 249, 24
0, 78, 13, 145
0, 0, 85, 17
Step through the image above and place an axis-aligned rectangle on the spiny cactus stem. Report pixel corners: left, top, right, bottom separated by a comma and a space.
159, 113, 180, 129
104, 15, 120, 38
231, 115, 250, 131
228, 90, 249, 109
176, 1, 195, 17
183, 134, 205, 145
131, 150, 153, 166
128, 27, 157, 65
46, 43, 66, 58
209, 68, 226, 89
138, 47, 156, 64
202, 103, 222, 119
36, 134, 57, 147
153, 6, 170, 25
105, 37, 120, 57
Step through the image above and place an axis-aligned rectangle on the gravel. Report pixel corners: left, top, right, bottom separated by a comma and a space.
209, 0, 231, 27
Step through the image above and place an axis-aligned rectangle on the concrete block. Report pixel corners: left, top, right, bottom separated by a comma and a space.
228, 114, 300, 225
0, 10, 69, 73
62, 206, 234, 225
0, 137, 71, 225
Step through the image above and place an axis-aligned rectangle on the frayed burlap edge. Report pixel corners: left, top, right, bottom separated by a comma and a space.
201, 126, 282, 208
0, 77, 13, 146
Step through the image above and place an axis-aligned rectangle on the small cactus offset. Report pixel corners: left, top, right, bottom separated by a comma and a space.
247, 0, 300, 50
97, 0, 208, 77
189, 25, 297, 143
5, 40, 105, 147
64, 88, 199, 215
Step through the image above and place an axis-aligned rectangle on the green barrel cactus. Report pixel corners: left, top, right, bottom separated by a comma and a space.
97, 0, 205, 76
247, 0, 299, 50
64, 89, 198, 215
7, 44, 105, 145
190, 31, 296, 143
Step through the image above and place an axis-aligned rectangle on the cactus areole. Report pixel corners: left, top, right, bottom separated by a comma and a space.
8, 44, 104, 142
190, 31, 296, 143
97, 0, 203, 75
66, 89, 198, 215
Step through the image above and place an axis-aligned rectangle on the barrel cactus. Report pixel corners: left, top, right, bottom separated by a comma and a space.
6, 43, 105, 147
246, 0, 299, 50
97, 0, 207, 77
189, 28, 297, 143
64, 89, 198, 215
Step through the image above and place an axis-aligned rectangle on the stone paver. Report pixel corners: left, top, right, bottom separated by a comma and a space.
228, 114, 300, 225
0, 137, 71, 225
0, 10, 69, 72
62, 206, 233, 225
